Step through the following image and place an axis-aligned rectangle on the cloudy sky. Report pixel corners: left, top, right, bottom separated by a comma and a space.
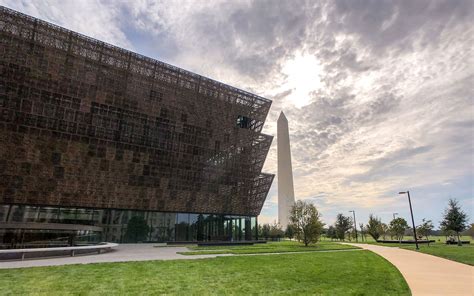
2, 0, 472, 227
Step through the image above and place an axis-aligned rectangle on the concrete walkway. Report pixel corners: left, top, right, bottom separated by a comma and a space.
343, 243, 474, 296
0, 244, 231, 269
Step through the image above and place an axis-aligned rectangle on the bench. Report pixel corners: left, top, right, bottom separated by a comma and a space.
165, 241, 197, 246
446, 240, 470, 245
0, 243, 118, 261
376, 240, 435, 244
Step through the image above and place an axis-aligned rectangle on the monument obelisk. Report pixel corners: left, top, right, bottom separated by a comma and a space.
277, 111, 295, 229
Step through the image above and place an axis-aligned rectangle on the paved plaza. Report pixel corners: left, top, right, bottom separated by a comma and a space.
0, 244, 231, 269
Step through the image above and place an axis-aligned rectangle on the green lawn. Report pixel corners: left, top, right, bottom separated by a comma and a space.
179, 240, 358, 255
359, 235, 472, 243
0, 250, 410, 295
342, 235, 474, 266
395, 243, 474, 265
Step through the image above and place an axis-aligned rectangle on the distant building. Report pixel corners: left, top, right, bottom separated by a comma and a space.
0, 6, 274, 248
277, 111, 295, 229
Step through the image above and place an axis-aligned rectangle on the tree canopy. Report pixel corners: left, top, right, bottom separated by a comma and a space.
380, 223, 389, 240
334, 213, 352, 241
440, 199, 469, 244
359, 223, 367, 242
285, 224, 296, 240
463, 223, 474, 239
260, 224, 271, 240
259, 223, 284, 240
389, 217, 409, 242
124, 216, 150, 243
326, 226, 337, 240
289, 200, 325, 246
366, 214, 382, 241
270, 223, 285, 240
416, 218, 434, 241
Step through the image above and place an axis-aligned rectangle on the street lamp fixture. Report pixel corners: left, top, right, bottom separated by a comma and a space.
349, 210, 358, 243
399, 191, 419, 250
393, 212, 398, 220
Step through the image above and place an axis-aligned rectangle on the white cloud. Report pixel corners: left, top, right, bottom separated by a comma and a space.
1, 0, 133, 49
3, 0, 472, 226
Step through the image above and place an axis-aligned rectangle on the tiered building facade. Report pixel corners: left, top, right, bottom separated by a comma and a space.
0, 7, 273, 247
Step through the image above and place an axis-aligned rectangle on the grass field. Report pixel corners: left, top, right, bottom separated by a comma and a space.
335, 235, 474, 266
0, 250, 410, 295
386, 243, 474, 265
178, 236, 473, 265
179, 240, 358, 255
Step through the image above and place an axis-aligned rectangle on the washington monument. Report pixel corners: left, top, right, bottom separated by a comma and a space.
277, 111, 295, 229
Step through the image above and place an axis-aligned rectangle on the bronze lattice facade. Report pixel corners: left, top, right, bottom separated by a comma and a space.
0, 7, 273, 246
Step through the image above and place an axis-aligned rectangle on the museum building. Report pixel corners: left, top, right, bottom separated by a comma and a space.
0, 7, 274, 248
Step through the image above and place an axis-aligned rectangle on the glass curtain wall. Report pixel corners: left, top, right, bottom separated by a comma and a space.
0, 204, 258, 248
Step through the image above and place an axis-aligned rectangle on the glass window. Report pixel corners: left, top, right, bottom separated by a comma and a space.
251, 217, 257, 240
0, 205, 258, 244
11, 205, 26, 222
38, 207, 59, 223
236, 115, 251, 128
0, 205, 10, 222
240, 218, 246, 241
245, 217, 252, 241
158, 213, 176, 242
121, 210, 131, 224
123, 213, 150, 243
110, 210, 122, 225
91, 209, 103, 225
224, 217, 232, 241
189, 214, 198, 241
22, 206, 40, 222
59, 208, 77, 224
175, 213, 189, 241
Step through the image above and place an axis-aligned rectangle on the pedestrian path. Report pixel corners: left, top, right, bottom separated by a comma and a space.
0, 244, 230, 269
343, 243, 474, 296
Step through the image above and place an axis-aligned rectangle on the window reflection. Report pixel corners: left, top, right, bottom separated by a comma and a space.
0, 203, 258, 247
38, 207, 59, 223
0, 205, 9, 222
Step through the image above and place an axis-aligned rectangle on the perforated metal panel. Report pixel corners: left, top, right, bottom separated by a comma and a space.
0, 6, 274, 216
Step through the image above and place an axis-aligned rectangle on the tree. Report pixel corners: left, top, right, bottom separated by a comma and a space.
359, 223, 366, 242
417, 218, 434, 245
326, 226, 337, 241
440, 199, 469, 245
289, 200, 325, 246
389, 218, 409, 242
261, 224, 271, 240
285, 224, 296, 240
270, 223, 284, 241
366, 214, 382, 241
463, 223, 474, 239
345, 230, 353, 241
441, 225, 456, 241
381, 223, 389, 240
124, 216, 150, 243
335, 213, 352, 241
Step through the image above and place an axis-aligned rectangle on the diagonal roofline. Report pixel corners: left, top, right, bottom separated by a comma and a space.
0, 5, 272, 106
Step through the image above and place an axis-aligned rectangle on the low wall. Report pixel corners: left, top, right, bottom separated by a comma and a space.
0, 243, 118, 261
376, 240, 435, 244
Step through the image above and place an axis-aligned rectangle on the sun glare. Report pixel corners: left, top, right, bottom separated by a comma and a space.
281, 52, 322, 108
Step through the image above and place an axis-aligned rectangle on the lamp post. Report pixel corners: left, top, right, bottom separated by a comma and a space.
393, 213, 398, 220
349, 210, 358, 242
399, 191, 419, 250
